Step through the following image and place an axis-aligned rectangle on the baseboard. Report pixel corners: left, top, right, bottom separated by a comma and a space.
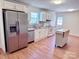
69, 34, 79, 38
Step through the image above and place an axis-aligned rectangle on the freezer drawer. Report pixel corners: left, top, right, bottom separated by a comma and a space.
7, 34, 18, 53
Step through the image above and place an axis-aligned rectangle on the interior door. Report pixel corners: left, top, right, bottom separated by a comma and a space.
17, 12, 28, 49
4, 10, 19, 52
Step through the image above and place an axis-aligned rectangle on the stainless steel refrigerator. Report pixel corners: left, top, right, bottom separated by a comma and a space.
3, 9, 28, 53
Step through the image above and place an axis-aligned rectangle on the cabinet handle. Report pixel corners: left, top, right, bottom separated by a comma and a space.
16, 21, 19, 34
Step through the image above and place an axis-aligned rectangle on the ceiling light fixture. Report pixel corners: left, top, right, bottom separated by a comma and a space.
51, 0, 64, 5
67, 9, 76, 11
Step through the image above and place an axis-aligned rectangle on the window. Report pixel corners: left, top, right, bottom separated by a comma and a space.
40, 12, 44, 21
40, 13, 43, 21
56, 16, 63, 26
30, 12, 40, 25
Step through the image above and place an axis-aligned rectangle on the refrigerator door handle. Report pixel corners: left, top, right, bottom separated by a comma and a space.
16, 21, 19, 34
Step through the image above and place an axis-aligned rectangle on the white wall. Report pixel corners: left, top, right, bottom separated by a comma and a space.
0, 0, 6, 52
56, 11, 79, 36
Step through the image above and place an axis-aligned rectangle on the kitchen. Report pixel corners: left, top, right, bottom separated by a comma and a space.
0, 0, 56, 53
0, 0, 79, 59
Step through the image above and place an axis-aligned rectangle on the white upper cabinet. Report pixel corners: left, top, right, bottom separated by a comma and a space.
3, 1, 27, 12
40, 12, 47, 21
46, 12, 51, 20
34, 29, 40, 42
40, 11, 52, 21
15, 4, 25, 11
23, 6, 28, 13
3, 1, 16, 10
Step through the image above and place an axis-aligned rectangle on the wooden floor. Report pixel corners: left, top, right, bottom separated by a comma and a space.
53, 36, 79, 59
0, 35, 79, 59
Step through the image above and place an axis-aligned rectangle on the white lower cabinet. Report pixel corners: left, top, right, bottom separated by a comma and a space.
34, 28, 54, 42
40, 29, 48, 39
34, 30, 40, 42
39, 29, 44, 39
35, 29, 45, 42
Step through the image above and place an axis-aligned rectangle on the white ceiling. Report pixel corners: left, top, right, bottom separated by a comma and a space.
12, 0, 79, 12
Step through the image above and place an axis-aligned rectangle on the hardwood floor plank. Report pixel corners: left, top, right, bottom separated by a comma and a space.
0, 35, 79, 59
54, 36, 79, 59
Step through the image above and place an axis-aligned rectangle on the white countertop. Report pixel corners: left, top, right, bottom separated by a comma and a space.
28, 28, 35, 31
56, 29, 70, 34
57, 29, 69, 32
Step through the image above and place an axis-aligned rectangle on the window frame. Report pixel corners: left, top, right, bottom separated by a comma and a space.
56, 16, 64, 26
30, 12, 40, 25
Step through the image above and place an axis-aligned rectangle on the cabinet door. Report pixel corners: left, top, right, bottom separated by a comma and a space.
46, 13, 51, 20
23, 6, 28, 13
3, 1, 16, 10
43, 29, 48, 38
34, 30, 40, 42
18, 12, 28, 49
39, 29, 43, 39
40, 12, 47, 21
16, 4, 25, 11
